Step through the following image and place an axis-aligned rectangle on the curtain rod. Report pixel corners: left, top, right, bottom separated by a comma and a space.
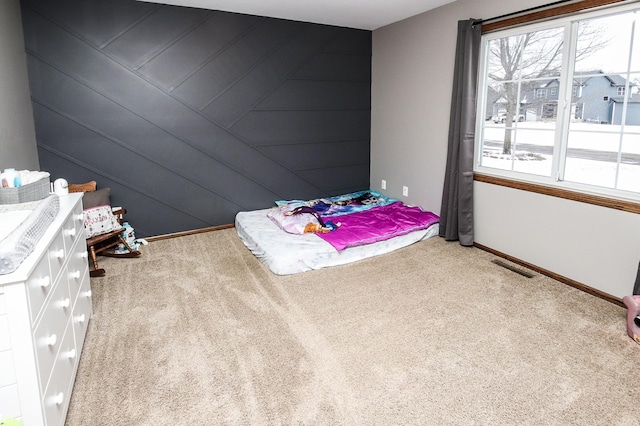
473, 0, 575, 26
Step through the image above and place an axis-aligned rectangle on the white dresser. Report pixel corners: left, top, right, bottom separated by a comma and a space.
0, 193, 92, 425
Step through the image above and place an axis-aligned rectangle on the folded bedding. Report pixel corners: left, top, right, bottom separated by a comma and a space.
275, 190, 395, 215
316, 202, 439, 251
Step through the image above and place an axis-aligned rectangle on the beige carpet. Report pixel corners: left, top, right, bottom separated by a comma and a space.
66, 229, 640, 425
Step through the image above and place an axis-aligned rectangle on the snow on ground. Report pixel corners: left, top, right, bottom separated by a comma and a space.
480, 121, 640, 194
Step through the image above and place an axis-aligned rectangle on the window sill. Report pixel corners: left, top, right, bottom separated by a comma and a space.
474, 173, 640, 215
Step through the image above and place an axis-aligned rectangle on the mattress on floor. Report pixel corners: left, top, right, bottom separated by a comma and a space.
235, 208, 439, 275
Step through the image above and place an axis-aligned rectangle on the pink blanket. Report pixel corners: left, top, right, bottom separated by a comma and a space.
317, 202, 439, 251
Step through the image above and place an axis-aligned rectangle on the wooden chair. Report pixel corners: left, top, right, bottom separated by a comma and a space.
85, 207, 141, 277
69, 182, 141, 277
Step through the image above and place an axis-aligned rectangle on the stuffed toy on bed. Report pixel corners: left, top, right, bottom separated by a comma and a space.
267, 205, 340, 234
286, 206, 340, 233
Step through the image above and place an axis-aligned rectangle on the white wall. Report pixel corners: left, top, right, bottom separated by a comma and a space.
0, 0, 39, 171
371, 0, 640, 299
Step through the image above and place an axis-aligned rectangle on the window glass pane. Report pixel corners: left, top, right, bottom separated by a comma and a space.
564, 157, 618, 188
511, 128, 553, 176
618, 133, 640, 192
624, 72, 640, 126
480, 118, 554, 177
487, 28, 564, 81
569, 72, 629, 124
523, 78, 558, 123
575, 12, 634, 74
480, 122, 510, 169
489, 80, 521, 121
484, 80, 514, 126
631, 12, 640, 72
482, 80, 522, 156
564, 130, 620, 188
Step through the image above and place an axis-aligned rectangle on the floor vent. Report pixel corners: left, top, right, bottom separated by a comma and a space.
491, 259, 535, 278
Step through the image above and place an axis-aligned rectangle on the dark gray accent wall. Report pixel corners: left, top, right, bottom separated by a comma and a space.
20, 0, 371, 237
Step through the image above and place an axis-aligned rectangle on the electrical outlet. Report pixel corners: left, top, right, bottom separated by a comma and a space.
381, 179, 386, 190
402, 186, 408, 196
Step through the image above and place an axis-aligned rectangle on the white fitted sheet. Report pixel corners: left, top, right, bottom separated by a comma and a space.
235, 208, 439, 275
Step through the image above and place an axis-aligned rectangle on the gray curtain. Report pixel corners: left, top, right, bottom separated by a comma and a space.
439, 19, 481, 246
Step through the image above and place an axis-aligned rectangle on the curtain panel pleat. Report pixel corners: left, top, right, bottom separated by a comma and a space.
439, 19, 481, 246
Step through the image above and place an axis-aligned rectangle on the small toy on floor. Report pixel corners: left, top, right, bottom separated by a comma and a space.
622, 295, 640, 344
114, 222, 148, 254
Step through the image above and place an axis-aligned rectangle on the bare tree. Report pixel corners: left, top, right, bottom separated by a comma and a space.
488, 23, 607, 154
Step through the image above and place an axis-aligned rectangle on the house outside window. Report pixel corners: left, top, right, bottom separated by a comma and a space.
475, 3, 640, 201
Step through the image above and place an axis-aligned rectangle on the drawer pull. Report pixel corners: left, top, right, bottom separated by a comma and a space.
75, 314, 86, 324
46, 334, 57, 346
81, 251, 89, 260
39, 276, 51, 288
65, 228, 76, 238
53, 248, 65, 260
75, 213, 83, 222
60, 298, 71, 309
70, 270, 81, 280
53, 392, 64, 406
67, 348, 77, 360
84, 290, 92, 298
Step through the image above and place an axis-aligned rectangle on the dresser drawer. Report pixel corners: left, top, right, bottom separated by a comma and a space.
33, 279, 72, 392
0, 314, 9, 352
48, 232, 66, 286
67, 245, 88, 302
0, 350, 16, 387
42, 325, 76, 426
71, 204, 85, 240
62, 208, 82, 255
25, 253, 53, 324
0, 383, 21, 420
72, 276, 92, 350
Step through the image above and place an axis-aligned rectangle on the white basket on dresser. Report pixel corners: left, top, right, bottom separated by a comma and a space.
0, 193, 92, 425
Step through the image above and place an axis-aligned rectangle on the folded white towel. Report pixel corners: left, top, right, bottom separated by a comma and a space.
17, 170, 50, 185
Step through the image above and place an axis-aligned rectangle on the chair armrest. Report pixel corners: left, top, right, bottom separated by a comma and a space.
111, 207, 127, 224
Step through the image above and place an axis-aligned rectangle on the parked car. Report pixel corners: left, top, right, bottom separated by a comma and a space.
492, 112, 525, 123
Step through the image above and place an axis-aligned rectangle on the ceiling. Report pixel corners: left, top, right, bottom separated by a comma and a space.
137, 0, 457, 30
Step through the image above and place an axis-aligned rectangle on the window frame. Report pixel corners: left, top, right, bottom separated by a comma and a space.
473, 1, 640, 205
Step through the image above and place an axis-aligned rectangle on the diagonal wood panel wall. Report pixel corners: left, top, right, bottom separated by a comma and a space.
20, 0, 371, 237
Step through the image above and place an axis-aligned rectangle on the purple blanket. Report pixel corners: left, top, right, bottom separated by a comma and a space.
317, 202, 439, 251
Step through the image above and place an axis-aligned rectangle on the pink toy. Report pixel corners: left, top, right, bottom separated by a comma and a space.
622, 295, 640, 344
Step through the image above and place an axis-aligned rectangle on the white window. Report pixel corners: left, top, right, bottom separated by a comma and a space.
475, 3, 640, 201
572, 85, 583, 98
